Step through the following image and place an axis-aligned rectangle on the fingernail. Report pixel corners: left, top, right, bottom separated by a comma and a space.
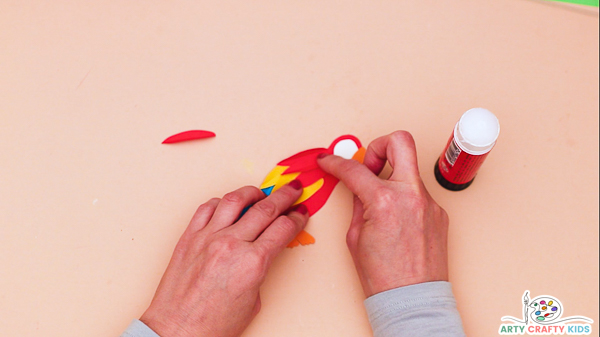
317, 153, 329, 160
289, 179, 303, 190
294, 204, 308, 215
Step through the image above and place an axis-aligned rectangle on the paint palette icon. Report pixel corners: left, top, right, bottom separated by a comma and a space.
529, 296, 562, 323
501, 290, 594, 327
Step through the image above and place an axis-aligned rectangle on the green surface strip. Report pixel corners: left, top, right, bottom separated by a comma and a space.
546, 0, 599, 7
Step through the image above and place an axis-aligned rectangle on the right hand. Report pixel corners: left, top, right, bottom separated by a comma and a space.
317, 131, 450, 297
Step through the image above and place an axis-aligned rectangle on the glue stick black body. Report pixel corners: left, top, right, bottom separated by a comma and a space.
435, 108, 500, 191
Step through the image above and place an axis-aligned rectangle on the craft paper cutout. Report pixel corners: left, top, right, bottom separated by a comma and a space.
259, 135, 365, 248
162, 130, 216, 144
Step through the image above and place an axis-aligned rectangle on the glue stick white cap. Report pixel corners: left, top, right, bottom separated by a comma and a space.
454, 108, 500, 155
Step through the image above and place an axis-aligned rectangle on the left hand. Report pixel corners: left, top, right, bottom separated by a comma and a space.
140, 181, 308, 337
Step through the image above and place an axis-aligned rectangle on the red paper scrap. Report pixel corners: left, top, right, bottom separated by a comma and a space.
162, 130, 216, 144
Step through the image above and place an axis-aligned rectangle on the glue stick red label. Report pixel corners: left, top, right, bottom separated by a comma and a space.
435, 108, 500, 191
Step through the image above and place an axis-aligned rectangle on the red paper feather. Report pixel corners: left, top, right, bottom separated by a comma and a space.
162, 130, 215, 144
301, 174, 339, 215
279, 148, 330, 174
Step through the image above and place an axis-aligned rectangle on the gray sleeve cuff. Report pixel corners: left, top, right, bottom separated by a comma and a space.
364, 281, 466, 337
121, 319, 161, 337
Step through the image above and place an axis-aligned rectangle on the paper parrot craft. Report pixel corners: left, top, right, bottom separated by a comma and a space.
259, 135, 365, 248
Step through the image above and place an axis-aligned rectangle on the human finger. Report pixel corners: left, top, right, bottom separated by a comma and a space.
207, 186, 266, 232
364, 131, 420, 182
254, 204, 309, 259
317, 154, 382, 200
185, 198, 221, 234
345, 195, 364, 251
232, 180, 303, 241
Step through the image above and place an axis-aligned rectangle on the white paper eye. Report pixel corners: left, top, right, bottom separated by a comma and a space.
333, 139, 359, 159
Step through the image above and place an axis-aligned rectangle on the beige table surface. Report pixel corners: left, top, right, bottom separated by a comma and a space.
1, 1, 598, 336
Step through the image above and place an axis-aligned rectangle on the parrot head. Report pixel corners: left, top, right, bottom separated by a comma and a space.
327, 135, 366, 163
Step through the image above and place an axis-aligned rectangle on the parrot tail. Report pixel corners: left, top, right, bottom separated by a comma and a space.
287, 230, 316, 248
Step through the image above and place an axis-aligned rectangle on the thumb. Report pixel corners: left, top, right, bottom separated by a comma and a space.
317, 154, 381, 200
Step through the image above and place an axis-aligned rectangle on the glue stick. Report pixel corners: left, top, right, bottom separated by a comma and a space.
434, 108, 500, 191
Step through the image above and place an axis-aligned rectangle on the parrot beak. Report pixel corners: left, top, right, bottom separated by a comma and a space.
352, 147, 366, 163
